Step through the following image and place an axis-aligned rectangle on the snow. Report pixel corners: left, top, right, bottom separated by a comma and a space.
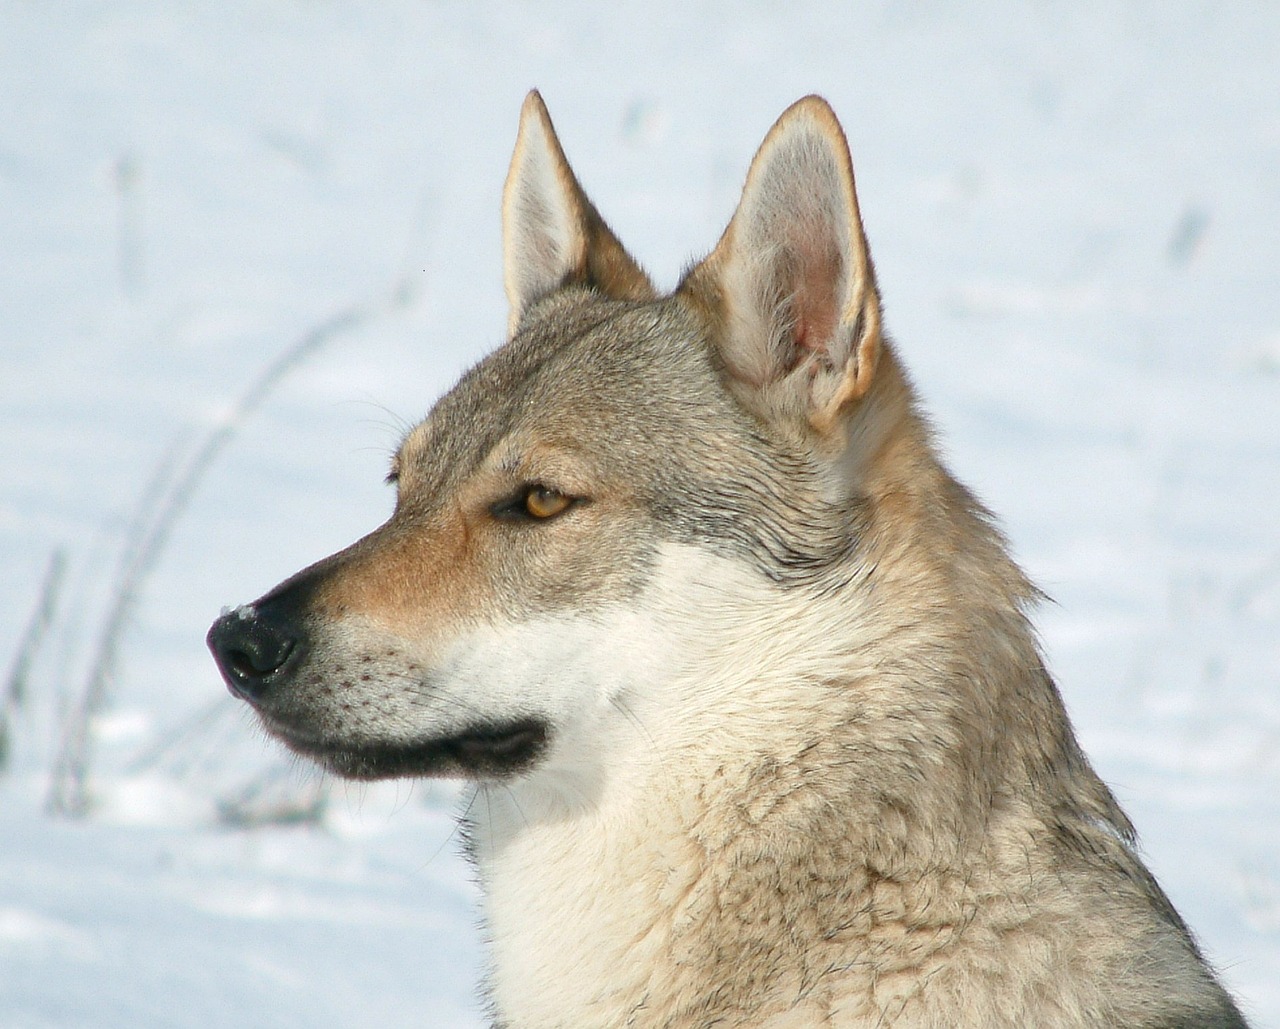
2, 2, 1277, 1025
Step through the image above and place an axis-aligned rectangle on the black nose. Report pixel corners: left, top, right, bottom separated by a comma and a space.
207, 606, 300, 702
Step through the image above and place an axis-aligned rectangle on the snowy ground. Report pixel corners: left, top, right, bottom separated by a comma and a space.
2, 2, 1278, 1025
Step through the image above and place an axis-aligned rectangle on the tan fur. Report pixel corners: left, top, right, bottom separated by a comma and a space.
208, 93, 1248, 1028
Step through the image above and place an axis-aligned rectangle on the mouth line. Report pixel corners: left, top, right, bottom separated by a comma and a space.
268, 718, 550, 781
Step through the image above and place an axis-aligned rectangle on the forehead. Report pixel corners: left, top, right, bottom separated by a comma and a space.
399, 292, 719, 480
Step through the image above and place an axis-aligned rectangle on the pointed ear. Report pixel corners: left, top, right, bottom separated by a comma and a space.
680, 96, 883, 435
502, 91, 656, 336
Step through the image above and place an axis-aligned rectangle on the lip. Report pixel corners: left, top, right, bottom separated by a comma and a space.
264, 718, 550, 781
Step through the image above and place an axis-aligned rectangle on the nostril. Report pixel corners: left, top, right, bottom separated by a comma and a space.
226, 638, 294, 679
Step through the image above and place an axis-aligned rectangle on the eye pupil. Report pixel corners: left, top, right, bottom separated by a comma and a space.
525, 486, 570, 519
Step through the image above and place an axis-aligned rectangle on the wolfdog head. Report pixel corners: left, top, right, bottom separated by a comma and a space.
207, 93, 1045, 811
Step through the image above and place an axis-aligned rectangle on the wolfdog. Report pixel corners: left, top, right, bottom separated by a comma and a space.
208, 93, 1249, 1027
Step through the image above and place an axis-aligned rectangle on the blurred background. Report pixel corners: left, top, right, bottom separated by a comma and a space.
1, 3, 1277, 1025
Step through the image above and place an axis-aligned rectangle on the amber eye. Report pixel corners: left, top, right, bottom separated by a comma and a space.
524, 486, 573, 519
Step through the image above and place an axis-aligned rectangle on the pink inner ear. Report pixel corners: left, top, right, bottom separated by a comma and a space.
789, 244, 843, 367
